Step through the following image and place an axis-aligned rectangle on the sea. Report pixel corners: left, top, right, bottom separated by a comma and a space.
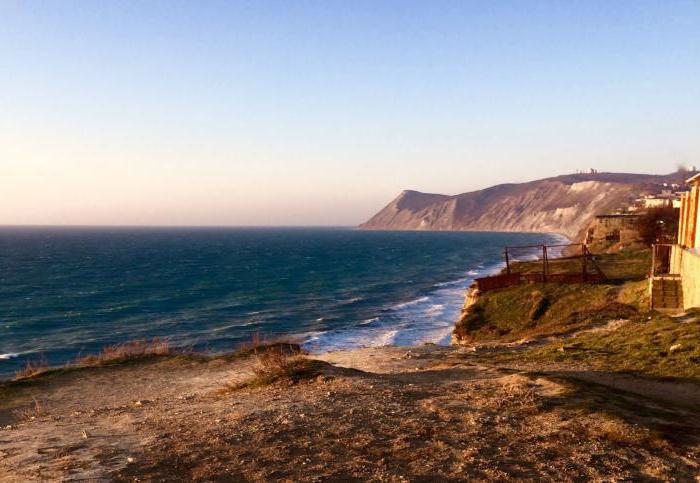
0, 227, 564, 377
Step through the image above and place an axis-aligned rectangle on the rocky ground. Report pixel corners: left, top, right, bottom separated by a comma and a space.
1, 336, 700, 482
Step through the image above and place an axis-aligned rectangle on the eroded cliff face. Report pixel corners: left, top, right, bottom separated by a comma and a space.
360, 172, 688, 240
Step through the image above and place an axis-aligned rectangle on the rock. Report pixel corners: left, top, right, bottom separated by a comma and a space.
81, 429, 90, 439
669, 343, 683, 353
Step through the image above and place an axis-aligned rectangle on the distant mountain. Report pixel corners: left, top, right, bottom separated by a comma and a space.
360, 171, 693, 241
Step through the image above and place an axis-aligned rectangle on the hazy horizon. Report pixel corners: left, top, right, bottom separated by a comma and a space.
2, 1, 699, 226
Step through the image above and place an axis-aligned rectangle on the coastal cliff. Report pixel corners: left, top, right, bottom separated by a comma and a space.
360, 172, 691, 240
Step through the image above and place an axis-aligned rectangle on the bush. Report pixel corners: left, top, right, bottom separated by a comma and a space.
636, 207, 679, 245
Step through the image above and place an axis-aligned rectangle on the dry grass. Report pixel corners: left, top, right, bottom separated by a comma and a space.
74, 338, 171, 366
232, 333, 303, 359
11, 397, 44, 421
14, 355, 49, 380
13, 338, 173, 381
493, 382, 541, 411
588, 415, 668, 450
10, 335, 305, 384
234, 346, 322, 389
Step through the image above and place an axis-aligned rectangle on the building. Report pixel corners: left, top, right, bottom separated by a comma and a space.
652, 173, 700, 310
586, 214, 641, 245
677, 176, 700, 248
637, 190, 682, 210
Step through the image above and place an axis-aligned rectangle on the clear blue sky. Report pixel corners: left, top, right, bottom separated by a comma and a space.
1, 0, 699, 225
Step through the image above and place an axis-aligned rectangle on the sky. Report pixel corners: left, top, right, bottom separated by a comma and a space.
1, 0, 699, 226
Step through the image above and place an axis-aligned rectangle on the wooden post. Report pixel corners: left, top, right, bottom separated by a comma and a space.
542, 245, 548, 282
504, 248, 511, 275
650, 244, 656, 277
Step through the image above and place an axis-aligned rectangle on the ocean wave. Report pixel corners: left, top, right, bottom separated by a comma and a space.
359, 317, 379, 325
390, 296, 430, 310
338, 297, 364, 305
0, 353, 18, 360
301, 253, 522, 354
433, 277, 469, 288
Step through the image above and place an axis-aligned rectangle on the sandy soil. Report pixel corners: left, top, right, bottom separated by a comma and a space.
1, 342, 699, 482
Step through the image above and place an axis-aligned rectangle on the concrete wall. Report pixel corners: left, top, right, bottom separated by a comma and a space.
671, 244, 700, 309
587, 216, 641, 243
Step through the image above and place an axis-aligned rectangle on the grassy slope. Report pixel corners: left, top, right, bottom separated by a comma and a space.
509, 312, 700, 380
455, 247, 651, 341
456, 247, 700, 381
454, 282, 636, 342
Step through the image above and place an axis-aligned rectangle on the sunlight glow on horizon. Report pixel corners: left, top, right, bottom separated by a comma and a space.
1, 1, 699, 226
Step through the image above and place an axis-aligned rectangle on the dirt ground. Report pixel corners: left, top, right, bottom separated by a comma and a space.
1, 342, 700, 482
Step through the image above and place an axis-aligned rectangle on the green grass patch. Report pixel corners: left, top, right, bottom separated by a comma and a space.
505, 313, 700, 380
455, 282, 637, 342
593, 248, 652, 281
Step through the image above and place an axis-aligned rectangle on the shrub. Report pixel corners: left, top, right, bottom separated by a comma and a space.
234, 344, 322, 389
636, 207, 679, 245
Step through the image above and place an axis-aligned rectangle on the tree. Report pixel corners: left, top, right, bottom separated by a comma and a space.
636, 206, 680, 245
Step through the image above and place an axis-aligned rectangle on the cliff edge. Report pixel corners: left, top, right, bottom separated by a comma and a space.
360, 172, 690, 240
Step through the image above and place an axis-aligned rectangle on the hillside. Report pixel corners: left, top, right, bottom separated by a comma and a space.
360, 171, 692, 240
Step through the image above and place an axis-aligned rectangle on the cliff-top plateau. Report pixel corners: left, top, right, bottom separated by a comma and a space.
360, 171, 694, 240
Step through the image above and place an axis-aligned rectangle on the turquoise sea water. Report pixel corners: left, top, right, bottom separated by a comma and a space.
0, 227, 561, 376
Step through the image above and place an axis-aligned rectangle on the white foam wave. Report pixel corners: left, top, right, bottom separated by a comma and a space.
303, 233, 566, 354
303, 271, 480, 353
360, 317, 379, 325
390, 296, 430, 310
0, 353, 18, 360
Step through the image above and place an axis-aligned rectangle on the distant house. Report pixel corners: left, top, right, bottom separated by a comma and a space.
637, 189, 683, 210
652, 173, 700, 310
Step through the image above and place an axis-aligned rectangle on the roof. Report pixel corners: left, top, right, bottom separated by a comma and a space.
686, 172, 700, 185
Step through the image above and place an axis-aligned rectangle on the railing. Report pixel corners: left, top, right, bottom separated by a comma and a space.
475, 243, 606, 292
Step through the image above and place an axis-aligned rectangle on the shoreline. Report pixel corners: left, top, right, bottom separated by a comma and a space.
1, 231, 572, 380
3, 243, 699, 480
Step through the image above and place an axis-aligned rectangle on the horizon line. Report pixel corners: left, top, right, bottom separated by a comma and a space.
0, 224, 359, 229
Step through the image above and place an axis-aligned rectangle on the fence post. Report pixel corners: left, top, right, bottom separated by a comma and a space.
542, 245, 548, 282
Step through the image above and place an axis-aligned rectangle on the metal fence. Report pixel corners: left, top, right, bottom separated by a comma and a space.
475, 243, 606, 292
